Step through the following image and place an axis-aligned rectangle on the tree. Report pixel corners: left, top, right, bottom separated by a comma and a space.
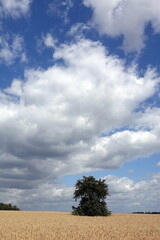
0, 203, 20, 211
72, 176, 111, 216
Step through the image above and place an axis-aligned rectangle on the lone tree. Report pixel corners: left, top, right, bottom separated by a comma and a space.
72, 176, 111, 216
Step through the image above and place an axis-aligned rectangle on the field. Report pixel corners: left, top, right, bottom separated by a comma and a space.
0, 211, 160, 240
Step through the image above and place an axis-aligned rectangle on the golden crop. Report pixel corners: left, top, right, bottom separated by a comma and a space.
0, 211, 159, 240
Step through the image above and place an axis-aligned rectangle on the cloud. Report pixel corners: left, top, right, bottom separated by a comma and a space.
0, 1, 30, 66
128, 169, 135, 173
0, 38, 160, 192
67, 23, 92, 40
0, 0, 32, 18
83, 0, 160, 52
157, 162, 160, 167
0, 34, 27, 65
87, 130, 160, 169
48, 0, 73, 24
43, 33, 57, 49
0, 183, 74, 211
103, 174, 160, 213
36, 33, 57, 54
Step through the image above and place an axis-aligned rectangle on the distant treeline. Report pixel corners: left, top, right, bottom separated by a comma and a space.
133, 211, 160, 214
0, 203, 20, 211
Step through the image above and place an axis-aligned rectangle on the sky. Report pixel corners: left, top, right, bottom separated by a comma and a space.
0, 0, 160, 213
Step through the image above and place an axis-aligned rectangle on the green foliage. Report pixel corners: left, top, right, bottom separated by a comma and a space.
0, 203, 20, 211
133, 211, 160, 214
72, 176, 111, 216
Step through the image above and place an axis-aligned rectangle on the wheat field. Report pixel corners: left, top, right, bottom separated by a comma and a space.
0, 211, 160, 240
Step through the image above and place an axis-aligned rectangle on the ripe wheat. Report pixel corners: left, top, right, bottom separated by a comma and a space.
0, 211, 159, 239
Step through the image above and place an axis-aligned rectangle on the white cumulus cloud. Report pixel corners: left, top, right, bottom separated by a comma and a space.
104, 174, 160, 212
0, 38, 160, 191
83, 0, 160, 52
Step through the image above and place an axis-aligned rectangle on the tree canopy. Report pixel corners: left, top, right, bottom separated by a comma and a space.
72, 176, 111, 216
0, 203, 20, 211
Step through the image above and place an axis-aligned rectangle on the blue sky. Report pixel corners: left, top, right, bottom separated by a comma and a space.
0, 0, 160, 213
